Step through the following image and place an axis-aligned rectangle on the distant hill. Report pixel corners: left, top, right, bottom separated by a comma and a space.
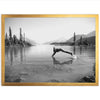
86, 30, 95, 37
76, 36, 95, 45
45, 36, 70, 44
50, 31, 95, 46
66, 34, 86, 43
25, 38, 37, 46
66, 31, 95, 43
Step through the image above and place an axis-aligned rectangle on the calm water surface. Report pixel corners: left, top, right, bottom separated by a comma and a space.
5, 45, 95, 82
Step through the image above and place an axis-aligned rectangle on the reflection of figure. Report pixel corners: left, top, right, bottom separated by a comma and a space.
52, 56, 73, 65
52, 47, 73, 57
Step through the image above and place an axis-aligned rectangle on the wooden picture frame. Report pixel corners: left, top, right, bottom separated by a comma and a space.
1, 14, 99, 86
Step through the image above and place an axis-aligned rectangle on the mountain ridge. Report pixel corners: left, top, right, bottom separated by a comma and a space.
49, 30, 95, 45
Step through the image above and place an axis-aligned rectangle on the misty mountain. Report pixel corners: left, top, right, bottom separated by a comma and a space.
75, 31, 95, 45
86, 30, 95, 37
66, 34, 86, 43
66, 31, 95, 43
44, 36, 70, 44
76, 36, 95, 45
50, 30, 95, 45
25, 38, 37, 45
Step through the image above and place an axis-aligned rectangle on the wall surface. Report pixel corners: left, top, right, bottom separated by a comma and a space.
0, 0, 100, 100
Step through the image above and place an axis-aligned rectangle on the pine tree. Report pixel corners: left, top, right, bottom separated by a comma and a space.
5, 32, 9, 46
24, 33, 25, 43
73, 32, 76, 45
80, 36, 82, 45
5, 33, 8, 40
84, 37, 88, 45
9, 27, 13, 45
9, 27, 12, 39
13, 34, 17, 44
20, 28, 22, 42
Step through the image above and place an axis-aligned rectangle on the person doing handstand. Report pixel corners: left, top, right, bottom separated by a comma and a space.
52, 47, 73, 57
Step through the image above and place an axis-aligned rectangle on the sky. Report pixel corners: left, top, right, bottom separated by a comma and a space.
5, 17, 95, 44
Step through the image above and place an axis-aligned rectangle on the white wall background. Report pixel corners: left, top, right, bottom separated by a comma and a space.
0, 0, 100, 100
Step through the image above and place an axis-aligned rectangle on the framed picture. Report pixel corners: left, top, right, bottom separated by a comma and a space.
1, 14, 99, 86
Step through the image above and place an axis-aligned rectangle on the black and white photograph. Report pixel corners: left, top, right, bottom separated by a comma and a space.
3, 15, 98, 85
1, 0, 100, 100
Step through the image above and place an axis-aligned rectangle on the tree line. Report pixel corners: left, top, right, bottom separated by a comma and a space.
51, 32, 95, 46
5, 27, 32, 47
73, 32, 94, 46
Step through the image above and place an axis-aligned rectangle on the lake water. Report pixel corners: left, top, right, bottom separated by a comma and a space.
5, 45, 95, 82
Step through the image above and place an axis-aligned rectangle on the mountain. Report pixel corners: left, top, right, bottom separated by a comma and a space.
67, 31, 95, 43
45, 36, 71, 44
66, 34, 86, 43
25, 38, 37, 45
86, 31, 95, 37
67, 31, 95, 45
50, 30, 95, 46
76, 36, 95, 45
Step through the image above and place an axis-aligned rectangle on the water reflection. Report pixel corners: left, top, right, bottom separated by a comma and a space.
5, 45, 95, 82
52, 56, 73, 65
20, 47, 23, 63
73, 46, 76, 54
5, 45, 95, 66
13, 47, 18, 58
5, 46, 27, 65
80, 46, 82, 55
